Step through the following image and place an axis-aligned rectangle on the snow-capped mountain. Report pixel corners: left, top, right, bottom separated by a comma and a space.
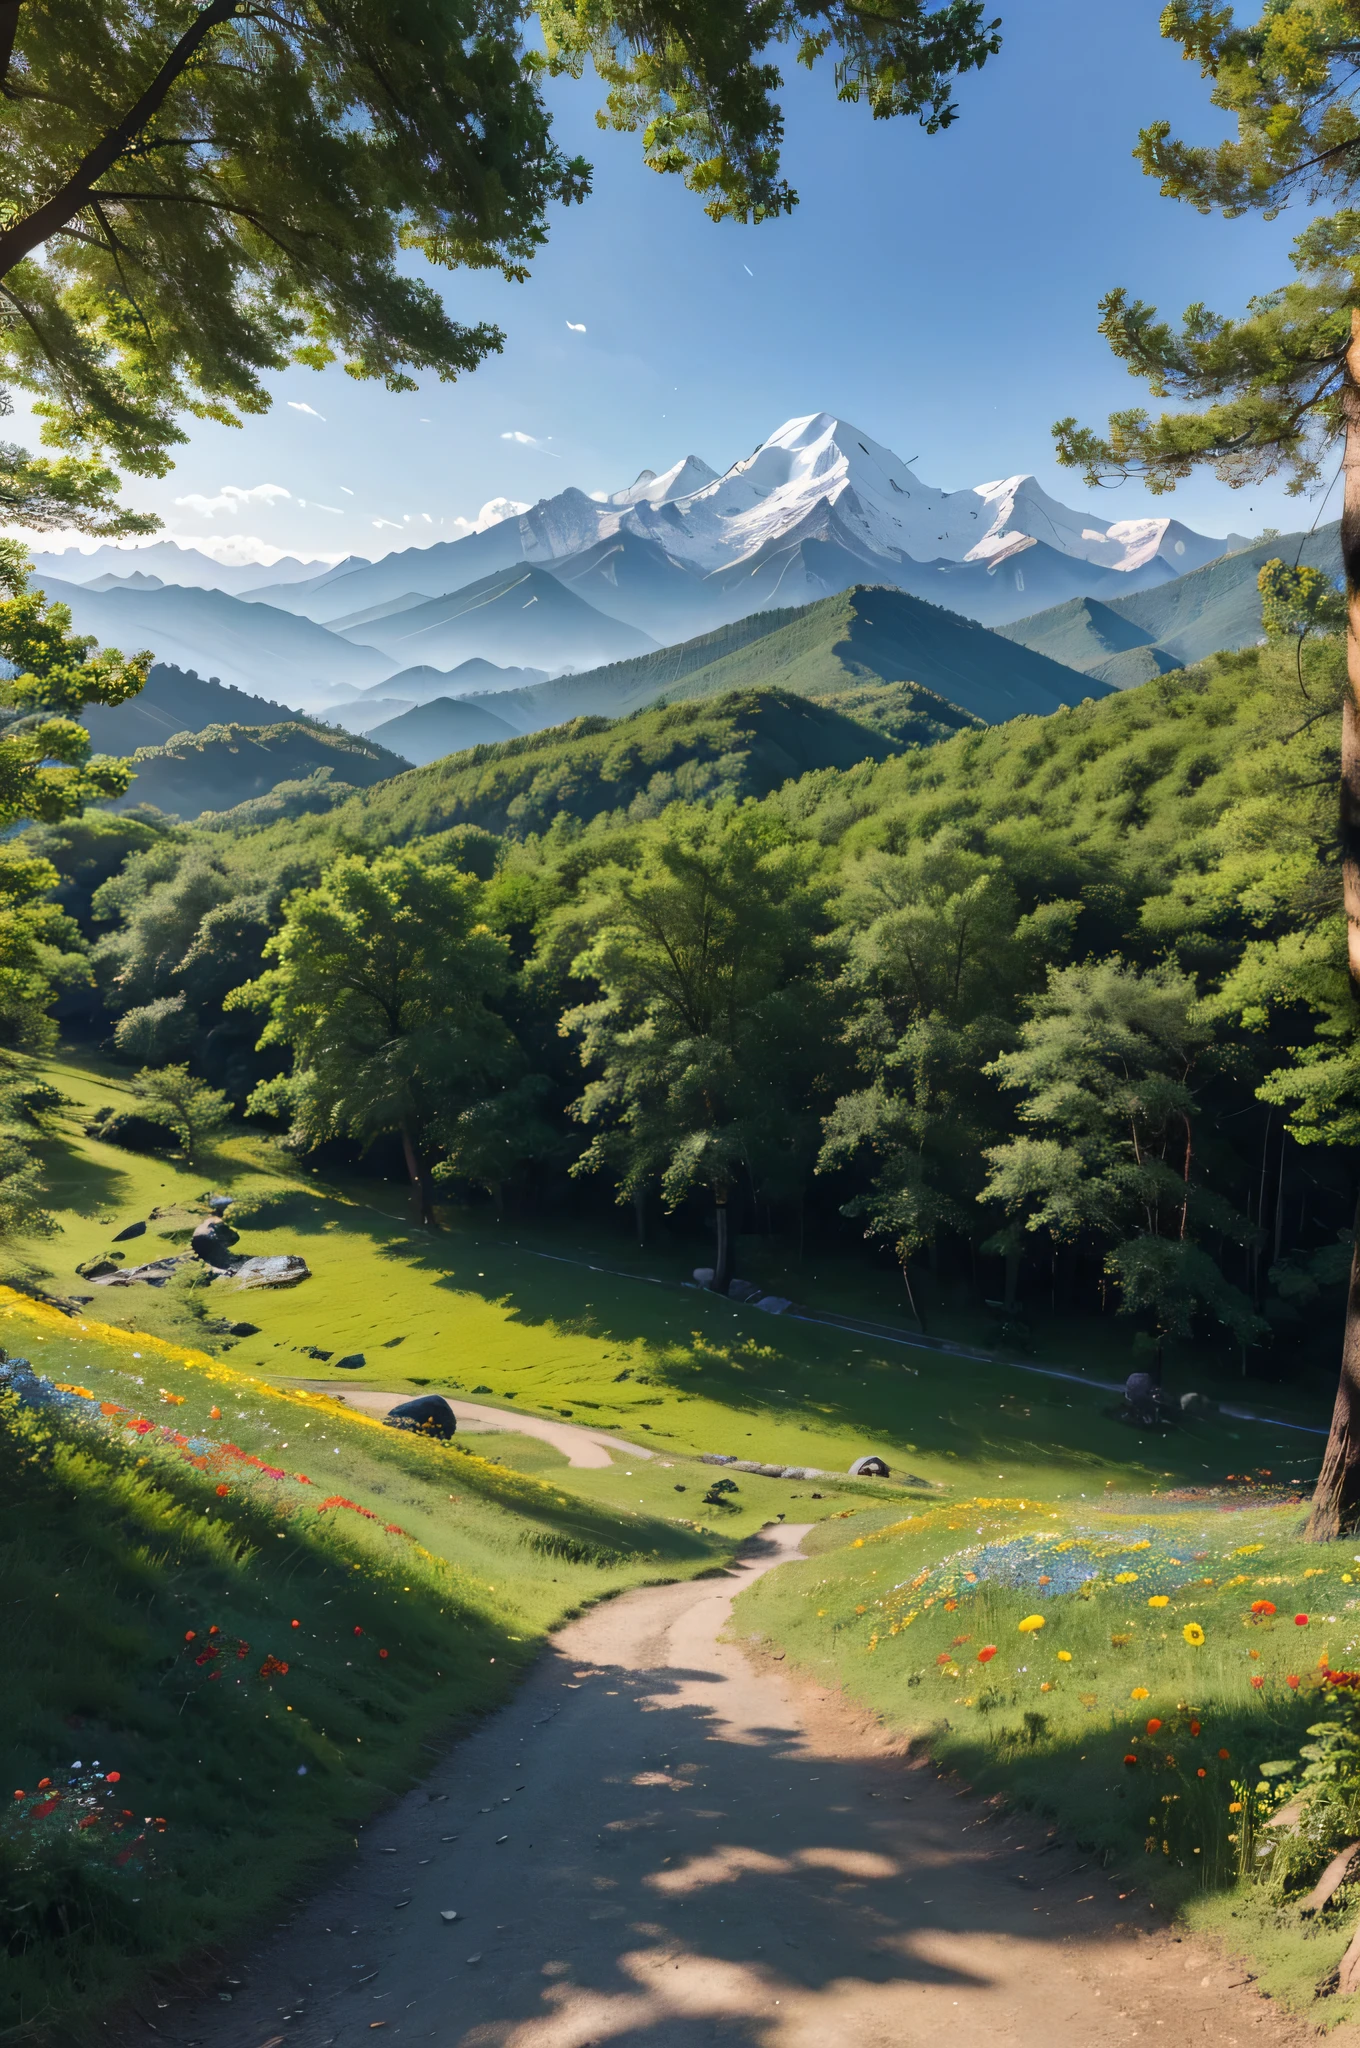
617, 414, 1230, 579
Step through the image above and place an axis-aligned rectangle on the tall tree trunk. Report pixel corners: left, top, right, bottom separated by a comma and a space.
400, 1124, 435, 1229
711, 1188, 731, 1293
1307, 306, 1360, 1540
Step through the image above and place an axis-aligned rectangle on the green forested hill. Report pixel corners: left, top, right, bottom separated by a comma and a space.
1003, 521, 1343, 679
317, 683, 972, 844
112, 720, 409, 822
458, 585, 1104, 735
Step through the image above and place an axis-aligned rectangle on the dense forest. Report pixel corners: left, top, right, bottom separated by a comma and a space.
12, 605, 1357, 1390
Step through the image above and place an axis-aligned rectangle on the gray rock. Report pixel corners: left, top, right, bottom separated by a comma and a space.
205, 1194, 233, 1213
754, 1295, 792, 1315
1180, 1390, 1217, 1417
191, 1217, 240, 1268
849, 1454, 891, 1479
700, 1454, 737, 1465
333, 1351, 365, 1370
112, 1219, 146, 1242
209, 1254, 310, 1289
75, 1257, 121, 1280
692, 1267, 714, 1286
227, 1321, 259, 1337
385, 1395, 456, 1439
727, 1279, 762, 1301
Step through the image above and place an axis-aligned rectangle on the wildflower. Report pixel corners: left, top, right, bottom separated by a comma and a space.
354, 1626, 363, 1636
1197, 1768, 1206, 1778
943, 1599, 958, 1612
1251, 1675, 1264, 1689
1146, 1718, 1162, 1734
1018, 1615, 1045, 1633
977, 1646, 998, 1664
1219, 1749, 1231, 1761
1183, 1623, 1206, 1648
379, 1648, 389, 1659
1038, 1575, 1051, 1586
1040, 1681, 1053, 1692
106, 1773, 120, 1784
1115, 1572, 1139, 1585
216, 1484, 229, 1498
1228, 1801, 1242, 1814
1249, 1648, 1261, 1660
1148, 1596, 1169, 1609
210, 1407, 221, 1420
1057, 1650, 1072, 1663
1131, 1687, 1150, 1701
1251, 1601, 1276, 1616
184, 1631, 196, 1642
1295, 1615, 1310, 1627
1189, 1720, 1201, 1736
291, 1619, 300, 1630
937, 1653, 953, 1665
1124, 1754, 1138, 1767
1286, 1675, 1300, 1689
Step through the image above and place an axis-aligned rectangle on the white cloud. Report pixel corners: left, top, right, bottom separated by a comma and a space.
309, 503, 345, 516
174, 481, 292, 518
476, 497, 529, 531
566, 321, 587, 333
372, 518, 402, 531
501, 430, 559, 457
588, 490, 608, 503
288, 401, 326, 420
340, 485, 354, 496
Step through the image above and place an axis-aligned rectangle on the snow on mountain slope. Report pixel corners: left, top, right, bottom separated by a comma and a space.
619, 413, 1233, 579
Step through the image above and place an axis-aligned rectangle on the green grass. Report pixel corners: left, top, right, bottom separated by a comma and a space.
4, 1050, 1346, 2035
0, 1290, 728, 2040
733, 1490, 1360, 2025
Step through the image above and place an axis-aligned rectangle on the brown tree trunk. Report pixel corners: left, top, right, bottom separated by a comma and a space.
400, 1124, 435, 1229
1307, 306, 1360, 1541
711, 1188, 731, 1293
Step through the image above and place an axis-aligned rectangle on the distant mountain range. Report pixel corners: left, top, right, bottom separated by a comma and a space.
28, 411, 1269, 708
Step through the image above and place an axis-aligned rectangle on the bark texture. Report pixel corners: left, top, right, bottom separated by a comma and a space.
1308, 306, 1360, 1541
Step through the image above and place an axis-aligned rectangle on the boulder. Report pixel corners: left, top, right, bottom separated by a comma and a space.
191, 1217, 240, 1268
385, 1395, 456, 1440
849, 1454, 891, 1479
209, 1254, 309, 1289
112, 1219, 146, 1243
92, 1255, 190, 1288
1180, 1390, 1217, 1417
754, 1296, 792, 1315
227, 1321, 259, 1337
205, 1194, 233, 1214
75, 1257, 121, 1280
333, 1351, 365, 1370
692, 1267, 714, 1286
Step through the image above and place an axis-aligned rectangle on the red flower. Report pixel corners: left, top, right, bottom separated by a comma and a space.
379, 1648, 389, 1660
1197, 1768, 1207, 1778
37, 1779, 50, 1791
1251, 1601, 1276, 1616
1295, 1614, 1309, 1627
977, 1645, 998, 1663
1146, 1718, 1162, 1735
1218, 1748, 1230, 1760
1123, 1754, 1138, 1767
1189, 1720, 1201, 1737
1287, 1675, 1300, 1689
1251, 1675, 1264, 1689
184, 1631, 196, 1642
216, 1484, 229, 1498
106, 1772, 120, 1784
354, 1626, 364, 1636
30, 1797, 59, 1819
291, 1619, 300, 1629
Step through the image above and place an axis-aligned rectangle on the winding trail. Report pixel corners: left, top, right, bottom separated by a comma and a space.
293, 1383, 654, 1471
174, 1527, 1330, 2048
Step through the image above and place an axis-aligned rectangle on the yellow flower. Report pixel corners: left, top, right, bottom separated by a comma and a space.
1114, 1572, 1139, 1584
1182, 1622, 1206, 1647
1131, 1686, 1149, 1700
1147, 1596, 1169, 1609
1018, 1614, 1045, 1633
1228, 1800, 1242, 1814
1057, 1650, 1072, 1662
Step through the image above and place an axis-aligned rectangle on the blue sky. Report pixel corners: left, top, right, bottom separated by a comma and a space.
24, 0, 1332, 565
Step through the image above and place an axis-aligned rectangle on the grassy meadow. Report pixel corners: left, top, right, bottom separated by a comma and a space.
3, 1049, 1350, 2035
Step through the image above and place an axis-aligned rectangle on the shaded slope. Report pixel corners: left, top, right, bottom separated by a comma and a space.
337, 564, 655, 673
367, 697, 522, 765
111, 721, 408, 821
453, 585, 1106, 736
80, 662, 319, 753
316, 685, 945, 843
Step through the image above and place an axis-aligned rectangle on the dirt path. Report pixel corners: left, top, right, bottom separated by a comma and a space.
175, 1527, 1333, 2048
293, 1384, 655, 1471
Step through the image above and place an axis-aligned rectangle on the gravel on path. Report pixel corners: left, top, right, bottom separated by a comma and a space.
165, 1523, 1344, 2048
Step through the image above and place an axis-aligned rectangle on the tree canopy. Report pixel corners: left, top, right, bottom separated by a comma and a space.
0, 1, 999, 529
